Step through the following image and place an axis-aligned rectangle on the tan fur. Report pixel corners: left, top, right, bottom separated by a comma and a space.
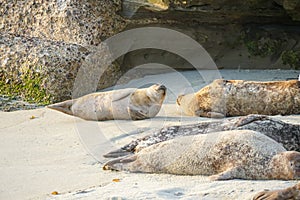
177, 79, 300, 118
47, 84, 166, 121
253, 182, 300, 200
103, 130, 300, 180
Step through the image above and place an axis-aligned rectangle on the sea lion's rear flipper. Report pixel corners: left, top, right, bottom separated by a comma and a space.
103, 149, 133, 158
47, 100, 74, 116
103, 155, 137, 171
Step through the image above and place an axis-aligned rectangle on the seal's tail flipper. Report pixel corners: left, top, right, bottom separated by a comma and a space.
103, 149, 133, 158
47, 100, 74, 116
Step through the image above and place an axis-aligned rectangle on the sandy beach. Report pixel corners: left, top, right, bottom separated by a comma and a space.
1, 69, 300, 200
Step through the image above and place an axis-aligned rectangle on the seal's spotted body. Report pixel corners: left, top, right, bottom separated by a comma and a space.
104, 115, 300, 158
177, 79, 300, 118
103, 130, 300, 180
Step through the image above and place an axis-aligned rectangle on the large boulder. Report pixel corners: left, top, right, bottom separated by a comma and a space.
0, 33, 122, 103
1, 0, 300, 104
0, 0, 126, 103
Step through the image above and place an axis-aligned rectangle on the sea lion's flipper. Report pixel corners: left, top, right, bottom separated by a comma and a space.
252, 190, 277, 200
47, 100, 74, 115
209, 167, 241, 181
253, 182, 300, 200
111, 88, 136, 102
103, 155, 137, 171
103, 149, 133, 158
207, 112, 225, 118
234, 114, 268, 127
129, 109, 147, 120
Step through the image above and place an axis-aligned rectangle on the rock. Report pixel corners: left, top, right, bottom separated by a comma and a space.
283, 0, 300, 21
1, 0, 300, 105
0, 33, 122, 103
0, 0, 127, 45
0, 0, 126, 103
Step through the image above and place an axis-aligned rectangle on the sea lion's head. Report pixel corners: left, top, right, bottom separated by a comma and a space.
176, 93, 199, 116
146, 84, 167, 104
129, 84, 167, 119
270, 151, 300, 180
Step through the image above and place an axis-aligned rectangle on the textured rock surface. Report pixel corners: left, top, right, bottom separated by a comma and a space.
1, 0, 300, 105
0, 33, 122, 103
0, 0, 126, 45
0, 0, 126, 103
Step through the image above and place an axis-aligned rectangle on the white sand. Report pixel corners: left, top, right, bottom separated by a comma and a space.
1, 69, 300, 200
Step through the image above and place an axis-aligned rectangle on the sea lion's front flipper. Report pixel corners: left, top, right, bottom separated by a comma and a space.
111, 88, 136, 102
234, 114, 268, 127
253, 182, 300, 200
207, 112, 225, 118
252, 190, 278, 200
103, 155, 137, 171
103, 149, 133, 158
47, 100, 74, 115
129, 109, 147, 120
209, 167, 242, 181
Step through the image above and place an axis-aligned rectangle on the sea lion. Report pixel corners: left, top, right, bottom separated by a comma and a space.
253, 182, 300, 200
103, 114, 300, 158
103, 130, 300, 180
176, 79, 300, 118
47, 84, 166, 121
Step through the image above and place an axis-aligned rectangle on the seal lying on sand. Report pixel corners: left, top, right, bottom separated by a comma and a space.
177, 79, 300, 118
253, 182, 300, 200
103, 130, 300, 180
47, 84, 166, 121
104, 115, 300, 158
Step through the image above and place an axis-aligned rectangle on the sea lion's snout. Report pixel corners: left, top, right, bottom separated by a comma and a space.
152, 84, 166, 95
158, 84, 166, 91
152, 84, 166, 91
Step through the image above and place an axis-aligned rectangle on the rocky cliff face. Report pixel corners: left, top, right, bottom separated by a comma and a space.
1, 0, 300, 104
121, 0, 300, 70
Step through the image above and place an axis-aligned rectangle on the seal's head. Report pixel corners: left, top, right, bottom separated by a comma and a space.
270, 151, 300, 180
129, 84, 167, 119
176, 93, 199, 116
147, 84, 167, 104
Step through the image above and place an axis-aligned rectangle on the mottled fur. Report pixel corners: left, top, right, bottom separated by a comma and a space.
253, 182, 300, 200
104, 115, 300, 158
177, 79, 300, 118
103, 130, 300, 180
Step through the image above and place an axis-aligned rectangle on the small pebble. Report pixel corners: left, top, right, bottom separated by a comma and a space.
51, 191, 59, 195
112, 178, 120, 182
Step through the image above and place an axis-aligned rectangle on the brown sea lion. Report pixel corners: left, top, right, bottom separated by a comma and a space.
103, 130, 300, 180
47, 84, 166, 121
176, 79, 300, 118
253, 182, 300, 200
104, 114, 300, 158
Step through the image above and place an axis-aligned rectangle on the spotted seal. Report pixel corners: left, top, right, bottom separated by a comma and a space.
104, 114, 300, 158
253, 182, 300, 200
176, 79, 300, 118
103, 130, 300, 180
47, 84, 166, 121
